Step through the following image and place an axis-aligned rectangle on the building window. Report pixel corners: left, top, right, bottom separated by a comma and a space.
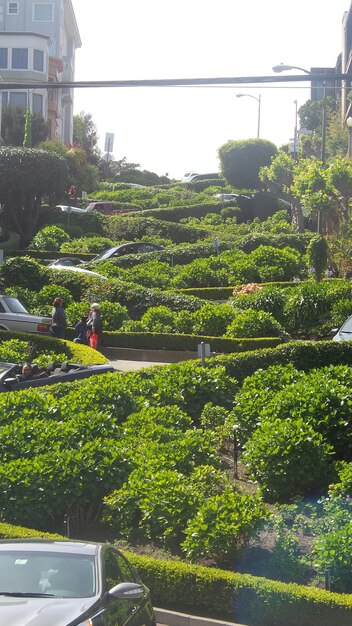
33, 3, 53, 21
12, 48, 28, 69
7, 2, 18, 14
0, 49, 8, 69
32, 93, 43, 115
9, 92, 27, 109
33, 49, 44, 71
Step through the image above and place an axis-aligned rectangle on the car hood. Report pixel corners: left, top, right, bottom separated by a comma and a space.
0, 594, 96, 625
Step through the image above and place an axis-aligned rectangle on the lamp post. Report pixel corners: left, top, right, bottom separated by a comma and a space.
236, 93, 261, 138
347, 117, 352, 157
272, 63, 311, 75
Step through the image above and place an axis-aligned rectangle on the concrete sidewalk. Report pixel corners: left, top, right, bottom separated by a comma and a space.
155, 608, 245, 626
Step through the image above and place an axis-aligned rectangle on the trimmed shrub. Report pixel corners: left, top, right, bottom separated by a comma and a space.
243, 418, 334, 502
0, 256, 47, 290
29, 225, 71, 251
226, 308, 287, 338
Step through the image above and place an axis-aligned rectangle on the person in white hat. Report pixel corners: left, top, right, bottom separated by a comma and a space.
86, 303, 103, 349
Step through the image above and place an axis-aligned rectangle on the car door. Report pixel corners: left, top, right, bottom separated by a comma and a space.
102, 548, 154, 626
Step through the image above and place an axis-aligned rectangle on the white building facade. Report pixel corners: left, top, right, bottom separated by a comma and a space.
0, 0, 81, 143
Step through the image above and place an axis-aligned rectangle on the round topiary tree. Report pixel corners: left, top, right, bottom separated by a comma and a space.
218, 139, 278, 189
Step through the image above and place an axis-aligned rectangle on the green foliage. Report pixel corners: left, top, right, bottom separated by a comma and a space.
312, 519, 352, 593
191, 303, 236, 336
61, 235, 114, 253
218, 139, 278, 189
243, 417, 333, 502
0, 256, 47, 290
307, 235, 329, 282
226, 308, 286, 338
35, 284, 74, 311
250, 245, 303, 282
29, 226, 71, 251
182, 488, 268, 563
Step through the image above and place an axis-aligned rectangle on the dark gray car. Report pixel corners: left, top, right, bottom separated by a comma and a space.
0, 539, 156, 626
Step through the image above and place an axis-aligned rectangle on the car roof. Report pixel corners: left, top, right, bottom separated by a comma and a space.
0, 539, 106, 556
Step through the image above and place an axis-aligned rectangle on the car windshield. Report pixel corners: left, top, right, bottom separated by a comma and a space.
0, 551, 96, 598
340, 317, 352, 333
3, 298, 28, 314
93, 249, 115, 261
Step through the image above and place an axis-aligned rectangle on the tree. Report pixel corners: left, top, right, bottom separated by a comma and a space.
259, 151, 305, 233
23, 109, 32, 148
37, 140, 99, 195
218, 139, 278, 189
73, 111, 100, 165
307, 235, 329, 281
0, 148, 68, 245
1, 107, 49, 147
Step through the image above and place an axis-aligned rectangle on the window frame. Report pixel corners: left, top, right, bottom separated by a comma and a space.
0, 48, 8, 69
11, 48, 28, 70
33, 49, 44, 72
7, 2, 19, 15
33, 2, 53, 22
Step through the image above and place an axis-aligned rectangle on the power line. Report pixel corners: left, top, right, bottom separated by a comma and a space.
0, 73, 349, 90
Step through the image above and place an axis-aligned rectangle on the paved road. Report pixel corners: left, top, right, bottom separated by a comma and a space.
109, 359, 172, 371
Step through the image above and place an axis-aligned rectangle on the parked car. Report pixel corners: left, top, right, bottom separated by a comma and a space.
49, 264, 108, 280
0, 539, 156, 626
92, 242, 164, 262
332, 315, 352, 341
54, 204, 88, 214
0, 296, 51, 334
0, 361, 115, 392
48, 257, 84, 267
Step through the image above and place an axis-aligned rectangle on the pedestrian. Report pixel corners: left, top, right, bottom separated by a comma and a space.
51, 297, 67, 339
73, 315, 88, 344
86, 303, 103, 349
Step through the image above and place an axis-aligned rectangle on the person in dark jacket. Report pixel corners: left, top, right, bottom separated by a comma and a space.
73, 315, 88, 344
51, 297, 67, 339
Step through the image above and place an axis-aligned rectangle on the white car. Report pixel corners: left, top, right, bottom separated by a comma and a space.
0, 296, 52, 334
332, 315, 352, 341
54, 204, 89, 214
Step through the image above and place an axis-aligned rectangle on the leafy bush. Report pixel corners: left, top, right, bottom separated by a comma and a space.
29, 226, 70, 251
249, 246, 303, 282
182, 488, 268, 563
243, 418, 334, 502
191, 303, 236, 336
312, 520, 352, 593
225, 308, 286, 338
0, 256, 48, 291
60, 235, 114, 253
35, 284, 74, 312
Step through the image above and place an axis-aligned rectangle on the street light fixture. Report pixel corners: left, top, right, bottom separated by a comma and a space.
272, 63, 311, 75
346, 117, 352, 158
236, 93, 261, 138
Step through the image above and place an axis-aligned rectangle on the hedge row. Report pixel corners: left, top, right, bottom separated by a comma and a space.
92, 331, 282, 353
171, 281, 298, 300
2, 520, 351, 626
0, 330, 108, 365
128, 552, 352, 626
128, 202, 227, 222
211, 340, 352, 384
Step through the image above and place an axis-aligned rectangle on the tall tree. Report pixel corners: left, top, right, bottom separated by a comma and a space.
73, 111, 101, 165
218, 139, 277, 189
0, 148, 68, 245
1, 107, 49, 147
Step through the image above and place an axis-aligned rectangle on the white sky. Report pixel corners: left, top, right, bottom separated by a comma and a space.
72, 0, 349, 180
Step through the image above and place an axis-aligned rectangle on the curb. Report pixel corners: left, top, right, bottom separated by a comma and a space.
154, 608, 245, 626
102, 347, 203, 363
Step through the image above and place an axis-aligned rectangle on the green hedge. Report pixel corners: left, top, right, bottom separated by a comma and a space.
97, 331, 282, 353
0, 330, 108, 365
0, 231, 21, 251
127, 553, 352, 626
171, 282, 298, 300
210, 340, 352, 384
128, 202, 226, 222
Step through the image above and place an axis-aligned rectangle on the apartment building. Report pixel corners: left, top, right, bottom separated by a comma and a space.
0, 0, 81, 142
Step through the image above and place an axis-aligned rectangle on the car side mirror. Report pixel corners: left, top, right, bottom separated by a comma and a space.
108, 582, 144, 600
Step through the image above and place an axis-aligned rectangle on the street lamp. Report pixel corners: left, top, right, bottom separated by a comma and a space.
272, 63, 311, 75
346, 117, 352, 157
236, 93, 261, 138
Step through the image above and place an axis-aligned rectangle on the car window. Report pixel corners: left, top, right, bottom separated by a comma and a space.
0, 303, 5, 313
104, 549, 137, 590
340, 316, 352, 332
0, 550, 96, 597
3, 298, 28, 314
